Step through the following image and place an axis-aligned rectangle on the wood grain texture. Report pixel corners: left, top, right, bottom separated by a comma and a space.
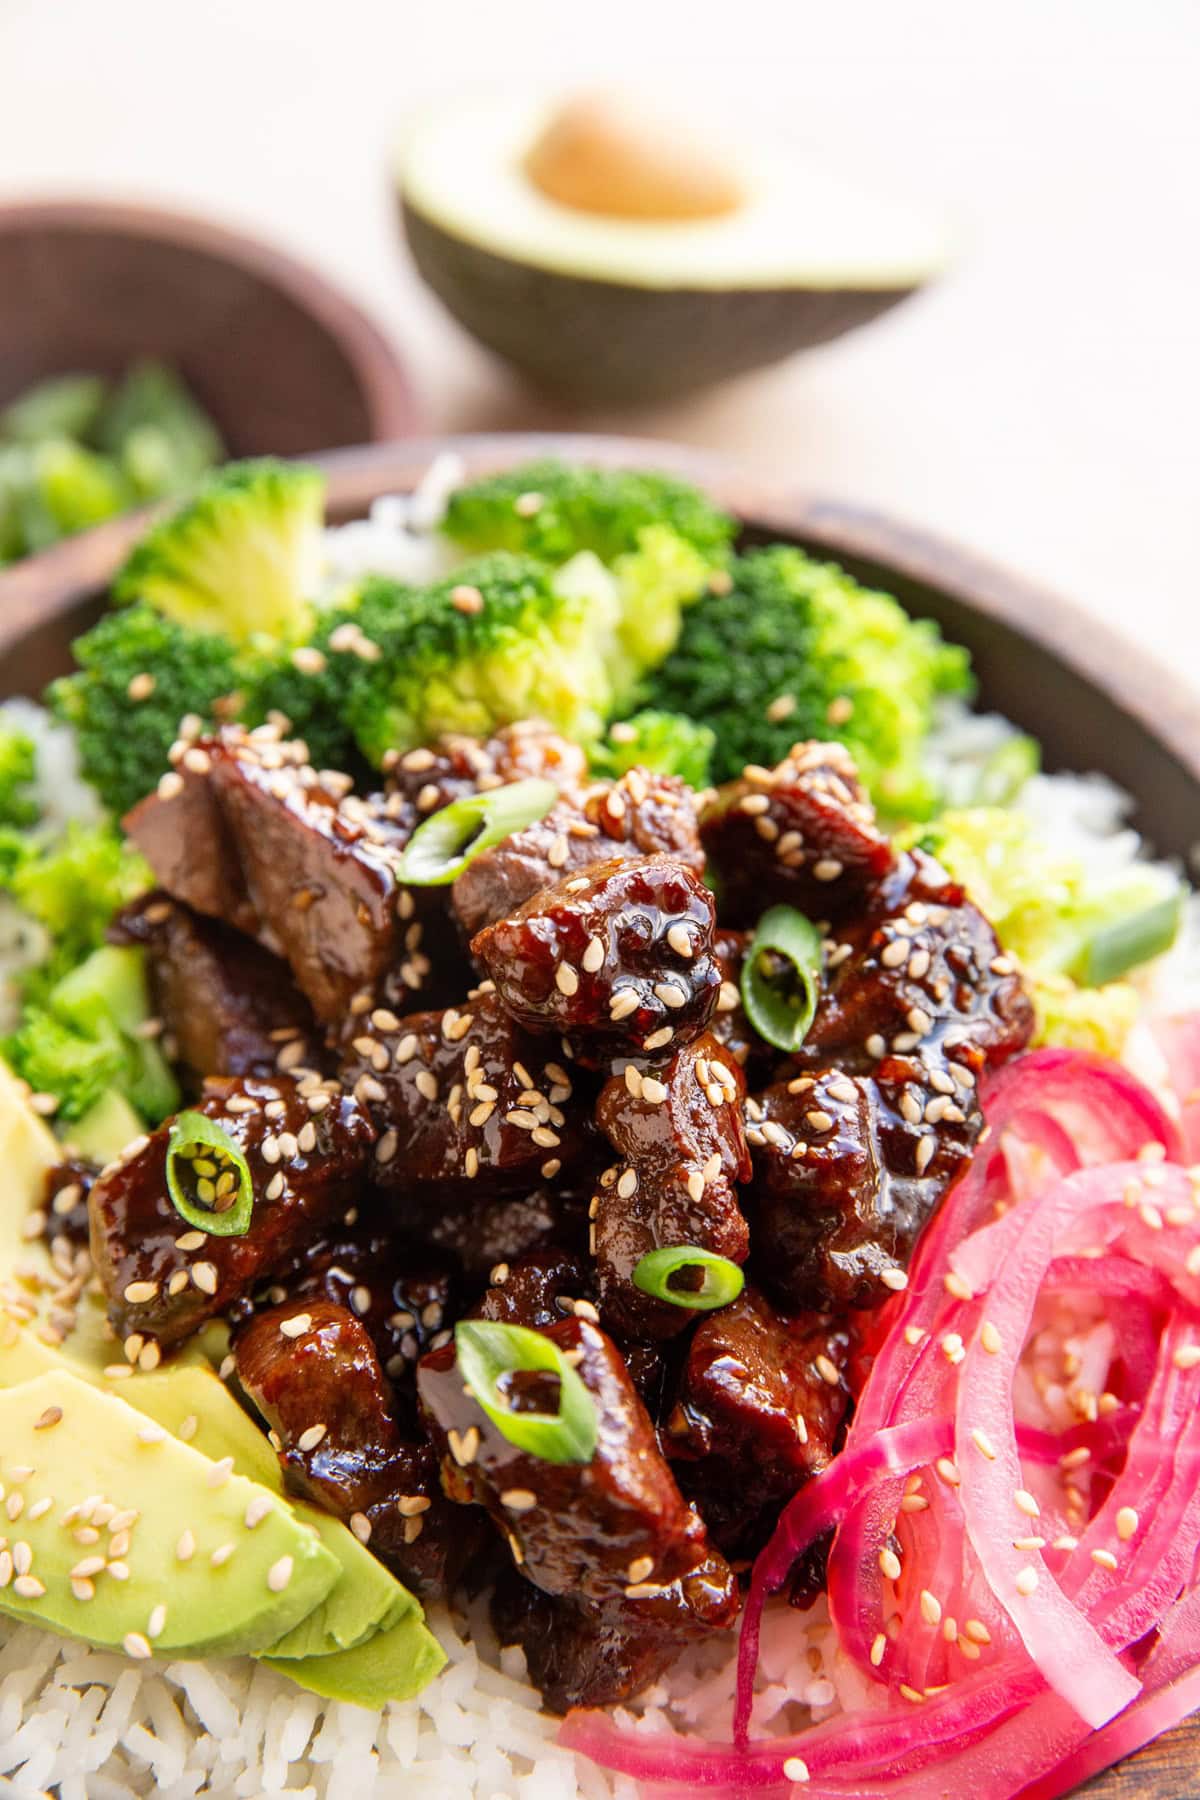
0, 431, 1197, 1795
0, 199, 419, 455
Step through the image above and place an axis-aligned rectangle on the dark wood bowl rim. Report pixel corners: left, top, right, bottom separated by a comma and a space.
0, 197, 416, 442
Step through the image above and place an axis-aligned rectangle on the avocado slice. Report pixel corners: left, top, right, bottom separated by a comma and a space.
0, 1369, 340, 1657
262, 1604, 447, 1707
68, 1085, 145, 1165
397, 91, 948, 403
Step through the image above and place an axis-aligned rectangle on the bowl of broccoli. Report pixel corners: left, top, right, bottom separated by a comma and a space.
0, 199, 418, 568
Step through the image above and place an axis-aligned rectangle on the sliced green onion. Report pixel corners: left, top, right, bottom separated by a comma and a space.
394, 778, 558, 886
166, 1110, 253, 1236
455, 1319, 598, 1465
741, 903, 823, 1052
971, 734, 1040, 806
1071, 889, 1185, 988
632, 1245, 745, 1311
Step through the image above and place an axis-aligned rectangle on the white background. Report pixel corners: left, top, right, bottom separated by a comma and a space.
1, 0, 1197, 684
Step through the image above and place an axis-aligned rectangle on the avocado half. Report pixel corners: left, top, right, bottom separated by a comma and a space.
397, 94, 949, 404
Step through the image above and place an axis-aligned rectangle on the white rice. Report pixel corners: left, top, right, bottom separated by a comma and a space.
2, 489, 1197, 1794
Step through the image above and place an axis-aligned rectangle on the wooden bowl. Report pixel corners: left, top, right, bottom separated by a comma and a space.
0, 432, 1196, 1795
0, 200, 419, 457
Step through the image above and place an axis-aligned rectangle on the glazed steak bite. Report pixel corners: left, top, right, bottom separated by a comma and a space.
88, 1075, 374, 1351
665, 1286, 851, 1557
746, 850, 1034, 1310
383, 720, 588, 818
473, 1245, 593, 1330
339, 988, 593, 1195
700, 740, 894, 927
123, 736, 260, 937
233, 1300, 458, 1596
418, 1314, 733, 1603
592, 1030, 751, 1340
472, 853, 720, 1063
452, 765, 705, 939
110, 893, 322, 1090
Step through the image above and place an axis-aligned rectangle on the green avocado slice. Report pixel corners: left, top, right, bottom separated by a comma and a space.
0, 1369, 339, 1657
262, 1604, 447, 1708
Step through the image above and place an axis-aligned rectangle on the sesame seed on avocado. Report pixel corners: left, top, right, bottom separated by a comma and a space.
0, 1368, 341, 1658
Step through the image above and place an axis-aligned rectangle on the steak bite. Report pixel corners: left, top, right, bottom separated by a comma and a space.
591, 1031, 751, 1340
123, 738, 260, 938
383, 720, 588, 819
490, 1549, 738, 1713
233, 1299, 461, 1597
110, 893, 322, 1091
339, 988, 594, 1197
665, 1286, 851, 1557
452, 766, 705, 939
418, 1314, 733, 1601
88, 1075, 374, 1351
419, 1314, 738, 1712
472, 854, 720, 1064
700, 740, 894, 927
746, 850, 1034, 1310
473, 1245, 593, 1330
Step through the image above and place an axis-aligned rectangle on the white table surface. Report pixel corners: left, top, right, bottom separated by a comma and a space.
1, 0, 1197, 685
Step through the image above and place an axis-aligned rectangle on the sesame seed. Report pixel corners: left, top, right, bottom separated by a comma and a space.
244, 1495, 274, 1530
280, 1313, 312, 1339
880, 939, 908, 969
813, 858, 844, 882
920, 1589, 942, 1626
1173, 1344, 1200, 1370
783, 1756, 810, 1783
643, 1026, 674, 1051
555, 962, 579, 996
398, 1494, 431, 1517
147, 1603, 167, 1640
1014, 1489, 1040, 1518
32, 1405, 63, 1431
686, 1169, 705, 1203
1091, 1548, 1119, 1571
880, 1267, 908, 1292
1015, 1567, 1039, 1597
297, 1423, 328, 1452
207, 1457, 235, 1489
448, 1426, 481, 1467
815, 1354, 840, 1387
936, 1457, 961, 1486
580, 936, 605, 973
609, 987, 639, 1021
627, 1555, 655, 1584
1116, 1506, 1139, 1541
641, 1077, 669, 1105
191, 1262, 218, 1297
267, 1555, 294, 1592
915, 1136, 936, 1176
980, 1321, 1003, 1355
501, 1489, 537, 1513
1060, 1446, 1091, 1470
971, 1428, 998, 1461
944, 1271, 974, 1302
13, 1575, 45, 1599
879, 1547, 902, 1581
210, 1543, 237, 1568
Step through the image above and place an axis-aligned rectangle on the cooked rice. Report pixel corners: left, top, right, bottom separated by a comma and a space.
1, 493, 1197, 1794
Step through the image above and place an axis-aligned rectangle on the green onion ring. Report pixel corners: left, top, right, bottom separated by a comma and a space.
1071, 889, 1185, 988
741, 903, 823, 1052
394, 778, 558, 886
632, 1245, 745, 1311
166, 1110, 254, 1237
455, 1319, 598, 1464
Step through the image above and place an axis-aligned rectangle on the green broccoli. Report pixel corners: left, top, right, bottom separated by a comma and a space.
641, 546, 972, 814
5, 943, 178, 1124
49, 605, 242, 816
239, 635, 365, 776
17, 439, 132, 553
911, 805, 1184, 1055
113, 458, 325, 644
4, 821, 150, 986
0, 726, 38, 828
441, 459, 736, 564
338, 553, 621, 766
0, 373, 107, 446
591, 710, 716, 788
94, 361, 225, 499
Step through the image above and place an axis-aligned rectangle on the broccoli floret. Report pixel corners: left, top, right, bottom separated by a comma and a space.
4, 821, 150, 980
4, 943, 178, 1124
339, 553, 621, 766
17, 438, 131, 552
442, 459, 736, 564
113, 458, 325, 644
95, 361, 225, 499
0, 726, 38, 828
591, 710, 715, 788
913, 804, 1183, 1055
239, 635, 365, 776
0, 373, 107, 446
49, 604, 242, 815
641, 546, 972, 814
